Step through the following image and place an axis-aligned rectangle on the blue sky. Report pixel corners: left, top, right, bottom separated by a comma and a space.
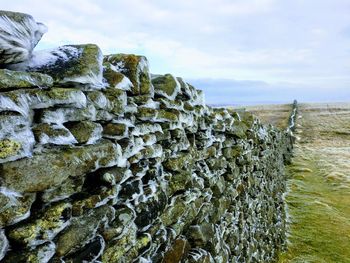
3, 0, 350, 105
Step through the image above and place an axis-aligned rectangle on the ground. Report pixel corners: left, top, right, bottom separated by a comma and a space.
247, 102, 350, 263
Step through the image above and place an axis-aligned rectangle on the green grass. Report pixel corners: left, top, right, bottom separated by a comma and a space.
278, 152, 350, 263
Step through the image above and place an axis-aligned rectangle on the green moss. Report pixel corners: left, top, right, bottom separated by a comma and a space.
152, 74, 177, 98
104, 54, 152, 95
0, 69, 53, 90
0, 139, 21, 159
8, 202, 72, 246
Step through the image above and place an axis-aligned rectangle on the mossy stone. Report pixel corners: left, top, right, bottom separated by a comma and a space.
0, 139, 21, 159
0, 190, 36, 227
0, 10, 47, 65
152, 74, 180, 100
20, 44, 104, 89
104, 54, 153, 95
2, 242, 55, 263
56, 205, 114, 257
32, 123, 76, 145
162, 239, 191, 263
0, 140, 120, 193
102, 123, 128, 138
65, 121, 102, 144
8, 202, 72, 246
0, 69, 53, 90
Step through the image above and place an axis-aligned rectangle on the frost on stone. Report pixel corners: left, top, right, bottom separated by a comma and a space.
0, 69, 53, 90
9, 44, 105, 90
103, 62, 133, 91
33, 123, 78, 145
0, 113, 35, 163
0, 10, 47, 65
0, 188, 35, 227
0, 230, 9, 261
152, 74, 181, 101
131, 123, 163, 136
40, 104, 96, 124
0, 88, 86, 118
104, 54, 153, 95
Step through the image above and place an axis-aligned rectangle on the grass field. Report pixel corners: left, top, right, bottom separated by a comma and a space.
248, 102, 350, 263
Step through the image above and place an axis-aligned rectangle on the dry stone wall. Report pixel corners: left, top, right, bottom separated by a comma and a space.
0, 11, 294, 263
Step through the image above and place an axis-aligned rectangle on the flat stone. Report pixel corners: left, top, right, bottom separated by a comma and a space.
103, 62, 133, 91
163, 152, 193, 172
56, 205, 114, 257
187, 223, 215, 247
0, 140, 121, 193
0, 10, 47, 65
2, 241, 55, 263
0, 187, 36, 227
32, 123, 77, 145
8, 202, 72, 247
103, 88, 127, 115
0, 113, 34, 163
102, 122, 128, 139
39, 104, 96, 124
162, 238, 191, 263
10, 44, 104, 90
152, 74, 181, 100
41, 176, 85, 203
102, 206, 135, 241
65, 121, 102, 144
0, 69, 53, 90
0, 88, 86, 117
104, 54, 153, 95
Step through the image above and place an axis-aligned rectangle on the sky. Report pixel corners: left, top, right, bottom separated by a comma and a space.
2, 0, 350, 105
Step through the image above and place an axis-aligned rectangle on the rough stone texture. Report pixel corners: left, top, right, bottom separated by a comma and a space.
0, 69, 53, 90
9, 44, 104, 89
0, 10, 295, 263
0, 10, 47, 65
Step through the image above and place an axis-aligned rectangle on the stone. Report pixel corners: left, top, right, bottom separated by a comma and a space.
168, 170, 193, 195
162, 238, 191, 263
65, 121, 102, 144
39, 104, 96, 124
103, 62, 133, 91
0, 87, 86, 117
0, 139, 21, 159
102, 122, 128, 139
102, 206, 135, 241
8, 202, 72, 247
104, 54, 153, 95
0, 230, 8, 261
61, 235, 105, 263
0, 69, 53, 90
10, 44, 104, 89
104, 88, 127, 115
0, 187, 36, 227
0, 116, 35, 163
0, 10, 47, 65
187, 223, 214, 247
32, 123, 77, 145
163, 152, 193, 172
0, 140, 121, 193
71, 187, 118, 216
41, 176, 85, 203
86, 90, 109, 110
2, 241, 55, 263
56, 205, 114, 257
185, 249, 213, 263
152, 73, 181, 100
